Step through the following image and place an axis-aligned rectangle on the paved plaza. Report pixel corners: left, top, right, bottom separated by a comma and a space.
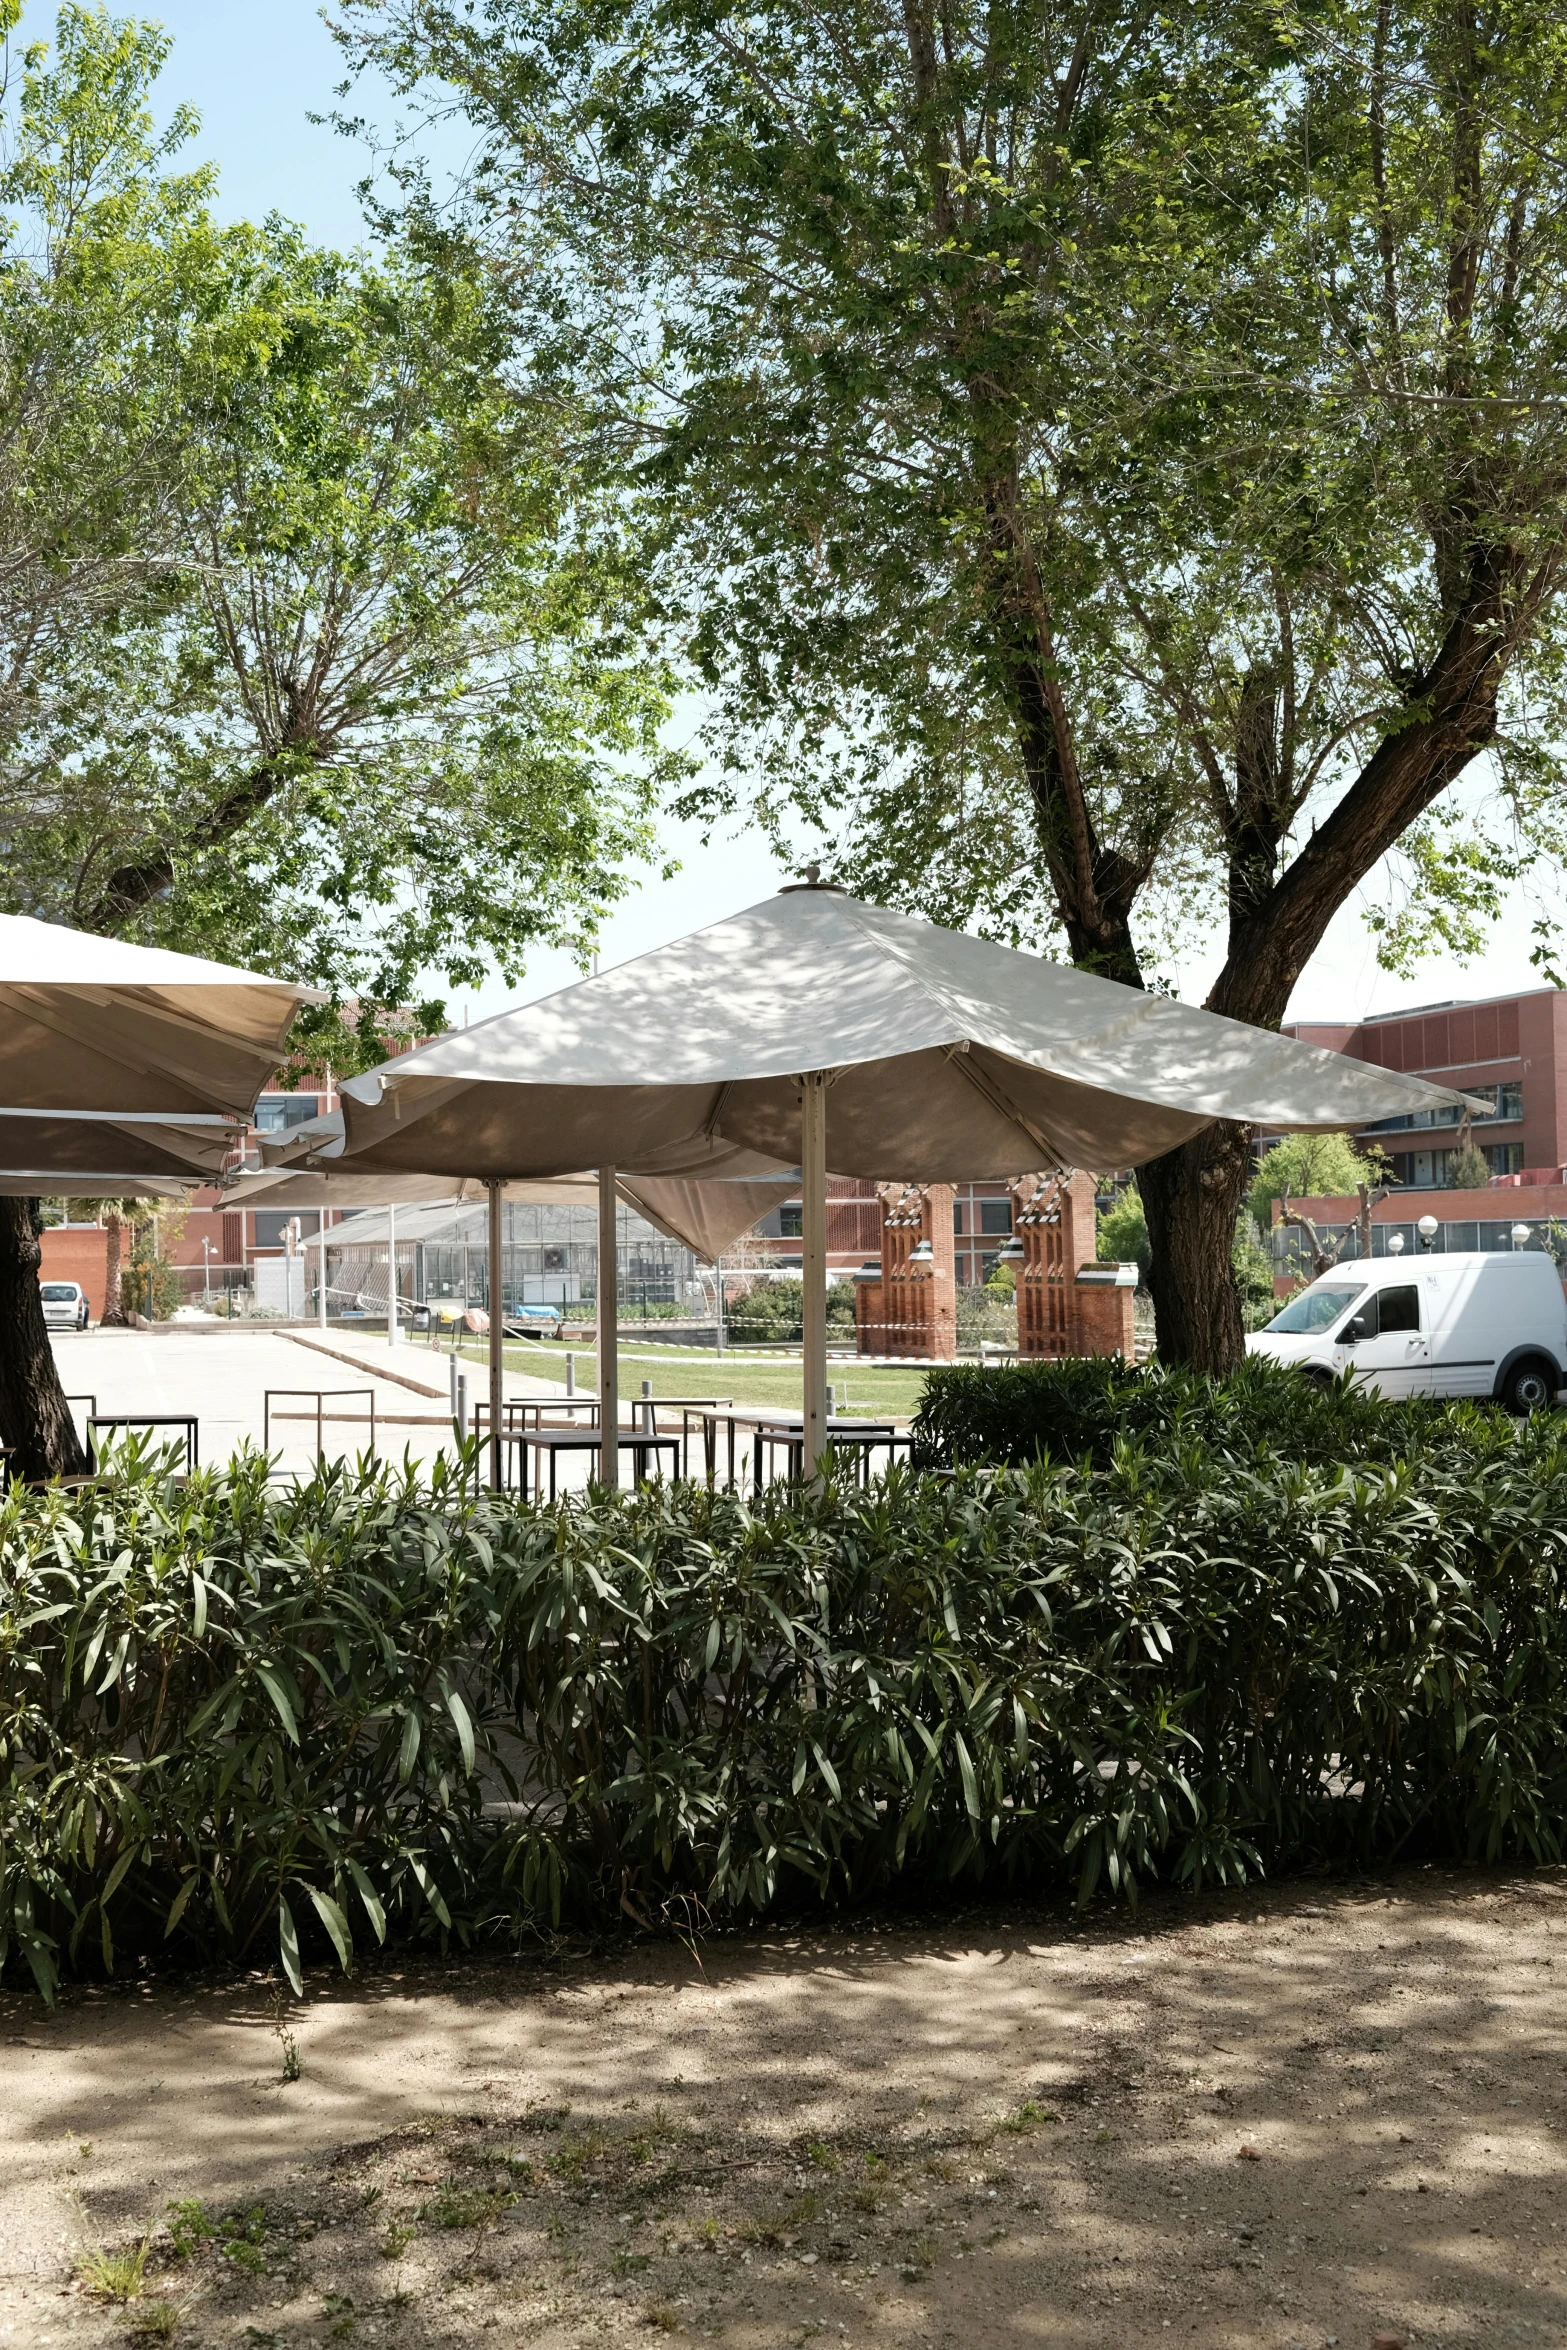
45, 1325, 565, 1483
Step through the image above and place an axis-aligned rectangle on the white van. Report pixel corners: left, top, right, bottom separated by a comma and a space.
1247, 1251, 1567, 1411
39, 1279, 90, 1330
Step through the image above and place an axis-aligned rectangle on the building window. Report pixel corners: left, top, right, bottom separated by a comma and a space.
778, 1202, 803, 1238
254, 1093, 321, 1132
1485, 1142, 1524, 1175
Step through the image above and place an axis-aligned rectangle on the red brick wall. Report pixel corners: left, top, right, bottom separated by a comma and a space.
40, 1224, 110, 1322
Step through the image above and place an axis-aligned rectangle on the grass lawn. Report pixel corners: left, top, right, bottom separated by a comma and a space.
444, 1331, 934, 1418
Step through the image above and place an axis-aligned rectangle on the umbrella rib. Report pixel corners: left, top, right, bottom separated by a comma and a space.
943, 1045, 1068, 1171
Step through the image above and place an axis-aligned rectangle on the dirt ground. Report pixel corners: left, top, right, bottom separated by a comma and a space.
3, 1869, 1565, 2350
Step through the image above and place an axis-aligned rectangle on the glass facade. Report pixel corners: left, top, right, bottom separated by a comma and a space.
329, 1199, 699, 1320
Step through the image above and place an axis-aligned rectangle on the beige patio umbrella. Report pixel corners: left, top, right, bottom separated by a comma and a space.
232, 1131, 798, 1414
226, 1132, 798, 1259
0, 1111, 242, 1183
282, 880, 1483, 1475
0, 912, 321, 1118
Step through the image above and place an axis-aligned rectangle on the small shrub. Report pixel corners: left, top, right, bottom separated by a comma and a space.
127, 2303, 178, 2339
417, 2185, 517, 2230
77, 2238, 150, 2300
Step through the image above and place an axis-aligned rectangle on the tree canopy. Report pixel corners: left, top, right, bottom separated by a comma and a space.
0, 5, 684, 1059
342, 0, 1567, 1363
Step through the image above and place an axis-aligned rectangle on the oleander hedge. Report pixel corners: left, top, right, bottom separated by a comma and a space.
4, 1376, 1567, 2000
911, 1352, 1424, 1468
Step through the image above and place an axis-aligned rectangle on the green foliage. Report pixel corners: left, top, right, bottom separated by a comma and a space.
0, 8, 682, 1060
1096, 1185, 1150, 1283
342, 0, 1567, 1007
912, 1353, 1397, 1471
118, 1203, 188, 1323
1448, 1142, 1493, 1193
1230, 1211, 1277, 1333
1247, 1135, 1380, 1233
724, 1277, 855, 1343
8, 1383, 1567, 1999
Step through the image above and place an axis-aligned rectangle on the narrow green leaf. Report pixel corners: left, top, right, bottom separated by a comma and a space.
278, 1894, 303, 1996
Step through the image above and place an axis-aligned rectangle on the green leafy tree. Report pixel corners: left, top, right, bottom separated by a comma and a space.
0, 7, 684, 1477
1247, 1135, 1384, 1234
344, 0, 1567, 1370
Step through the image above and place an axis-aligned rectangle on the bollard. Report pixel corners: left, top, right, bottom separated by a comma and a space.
641, 1375, 653, 1433
565, 1350, 575, 1397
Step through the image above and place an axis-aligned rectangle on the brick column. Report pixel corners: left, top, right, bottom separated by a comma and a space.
1010, 1170, 1135, 1359
864, 1182, 957, 1359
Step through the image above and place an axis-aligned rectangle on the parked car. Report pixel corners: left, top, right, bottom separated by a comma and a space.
1247, 1250, 1567, 1410
39, 1279, 90, 1330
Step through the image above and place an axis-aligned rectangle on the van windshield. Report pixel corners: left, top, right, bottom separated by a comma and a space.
1264, 1282, 1366, 1335
39, 1284, 78, 1300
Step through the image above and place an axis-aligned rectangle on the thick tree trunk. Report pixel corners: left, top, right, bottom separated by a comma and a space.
1139, 1120, 1254, 1375
0, 1201, 91, 1482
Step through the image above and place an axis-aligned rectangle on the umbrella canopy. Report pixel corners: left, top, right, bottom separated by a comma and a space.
304, 882, 1482, 1475
323, 887, 1481, 1181
0, 1111, 241, 1183
0, 913, 322, 1118
0, 1174, 190, 1199
228, 1142, 798, 1261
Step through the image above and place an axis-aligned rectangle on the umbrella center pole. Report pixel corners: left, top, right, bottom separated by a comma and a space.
597, 1164, 619, 1489
486, 1178, 504, 1492
799, 1071, 830, 1480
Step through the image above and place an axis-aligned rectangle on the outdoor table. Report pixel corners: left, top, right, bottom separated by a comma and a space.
749, 1415, 912, 1489
698, 1405, 786, 1490
618, 1396, 733, 1477
696, 1405, 906, 1489
517, 1426, 680, 1502
88, 1414, 199, 1471
473, 1396, 601, 1434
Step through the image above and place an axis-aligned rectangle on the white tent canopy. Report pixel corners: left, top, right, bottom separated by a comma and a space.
0, 913, 321, 1119
326, 888, 1481, 1183
302, 883, 1481, 1474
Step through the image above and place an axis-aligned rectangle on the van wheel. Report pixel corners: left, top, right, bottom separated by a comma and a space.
1501, 1356, 1558, 1414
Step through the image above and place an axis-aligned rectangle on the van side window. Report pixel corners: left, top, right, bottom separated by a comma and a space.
1378, 1284, 1420, 1333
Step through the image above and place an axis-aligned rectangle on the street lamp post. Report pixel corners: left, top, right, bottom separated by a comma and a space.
1418, 1214, 1440, 1253
1512, 1222, 1532, 1253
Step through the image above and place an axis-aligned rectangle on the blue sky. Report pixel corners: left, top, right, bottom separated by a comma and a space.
9, 1, 1550, 1024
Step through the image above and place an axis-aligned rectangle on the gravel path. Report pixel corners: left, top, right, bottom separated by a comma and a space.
3, 1868, 1564, 2349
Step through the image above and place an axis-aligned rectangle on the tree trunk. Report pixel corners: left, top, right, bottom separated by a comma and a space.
1139, 1121, 1253, 1374
0, 1201, 91, 1482
100, 1211, 127, 1327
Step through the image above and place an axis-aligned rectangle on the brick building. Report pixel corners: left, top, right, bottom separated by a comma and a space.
753, 1176, 1018, 1283
1280, 988, 1567, 1187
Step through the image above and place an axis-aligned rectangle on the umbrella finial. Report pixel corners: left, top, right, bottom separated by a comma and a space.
780, 861, 843, 894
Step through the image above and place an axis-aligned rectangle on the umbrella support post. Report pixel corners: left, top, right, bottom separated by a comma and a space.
597, 1164, 619, 1488
800, 1071, 829, 1479
387, 1201, 398, 1346
486, 1178, 504, 1492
